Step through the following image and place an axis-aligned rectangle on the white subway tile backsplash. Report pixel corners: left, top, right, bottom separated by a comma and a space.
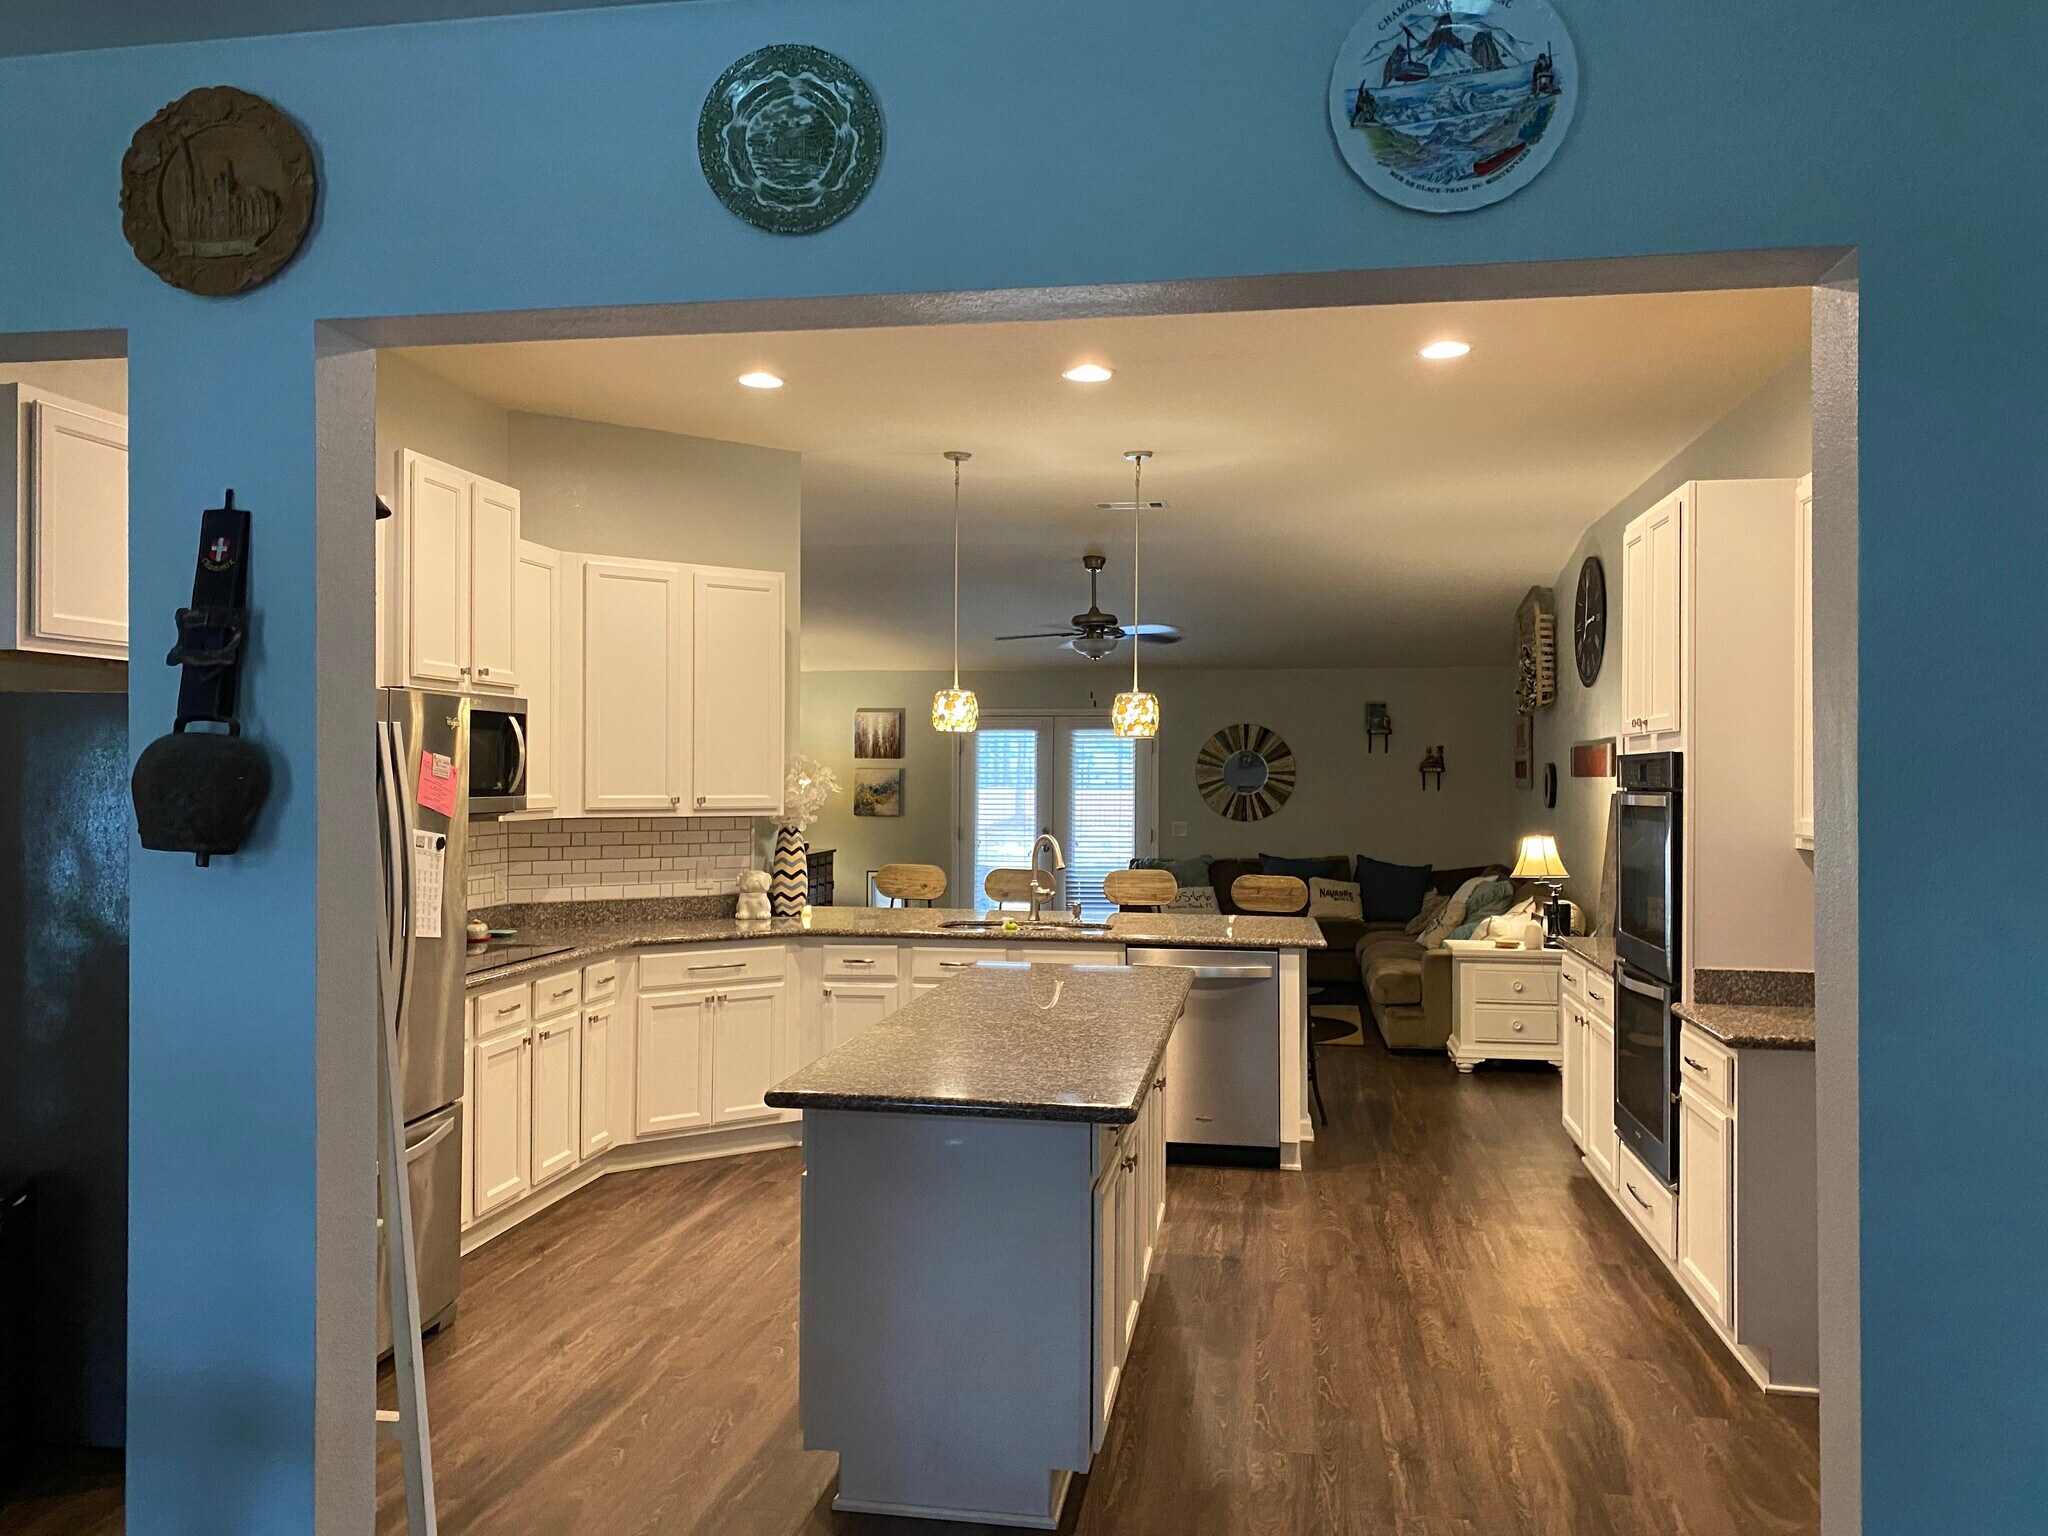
464, 817, 758, 910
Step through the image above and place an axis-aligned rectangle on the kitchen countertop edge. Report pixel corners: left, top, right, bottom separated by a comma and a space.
1673, 999, 1816, 1052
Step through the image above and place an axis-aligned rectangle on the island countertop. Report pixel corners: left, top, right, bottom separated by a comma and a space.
764, 961, 1194, 1125
464, 902, 1324, 987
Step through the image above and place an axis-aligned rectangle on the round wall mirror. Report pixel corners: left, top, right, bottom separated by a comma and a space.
1197, 724, 1296, 821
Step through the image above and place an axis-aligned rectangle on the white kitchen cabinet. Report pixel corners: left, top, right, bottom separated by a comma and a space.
529, 1009, 581, 1188
460, 999, 476, 1231
821, 980, 898, 1053
580, 1001, 615, 1160
387, 450, 523, 693
711, 981, 788, 1125
1792, 473, 1815, 850
2, 386, 128, 658
1560, 997, 1587, 1151
1621, 487, 1686, 752
471, 1025, 532, 1217
635, 987, 714, 1136
578, 555, 689, 813
690, 566, 785, 815
1092, 1149, 1127, 1444
1583, 1012, 1617, 1190
512, 541, 561, 814
1678, 1087, 1735, 1328
467, 475, 521, 692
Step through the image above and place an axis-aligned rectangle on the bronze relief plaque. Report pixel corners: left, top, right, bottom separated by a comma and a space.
121, 87, 318, 296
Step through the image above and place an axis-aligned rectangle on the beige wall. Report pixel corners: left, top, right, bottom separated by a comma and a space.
373, 350, 511, 501
1537, 353, 1813, 926
799, 664, 1522, 903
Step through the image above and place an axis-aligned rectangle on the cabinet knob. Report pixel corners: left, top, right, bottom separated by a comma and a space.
670, 795, 682, 807
477, 667, 492, 677
1513, 980, 1525, 993
696, 796, 707, 808
1513, 1020, 1525, 1032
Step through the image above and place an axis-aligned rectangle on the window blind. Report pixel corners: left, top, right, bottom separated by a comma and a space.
1065, 729, 1136, 922
973, 729, 1041, 910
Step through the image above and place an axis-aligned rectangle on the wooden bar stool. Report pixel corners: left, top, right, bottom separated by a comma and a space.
1226, 874, 1328, 1127
983, 868, 1039, 909
1103, 868, 1177, 913
875, 863, 947, 907
1229, 874, 1307, 914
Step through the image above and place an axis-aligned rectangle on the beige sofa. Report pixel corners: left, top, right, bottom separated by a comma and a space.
1357, 928, 1457, 1051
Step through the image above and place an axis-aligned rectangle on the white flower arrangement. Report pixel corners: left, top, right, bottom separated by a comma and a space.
782, 755, 841, 832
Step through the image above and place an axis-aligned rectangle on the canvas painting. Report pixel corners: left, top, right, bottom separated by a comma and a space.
853, 708, 905, 760
1514, 712, 1535, 790
853, 768, 903, 818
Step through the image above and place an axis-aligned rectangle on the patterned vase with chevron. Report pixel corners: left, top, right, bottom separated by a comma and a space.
770, 825, 809, 916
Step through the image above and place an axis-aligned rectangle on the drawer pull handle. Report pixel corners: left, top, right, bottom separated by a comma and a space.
1626, 1182, 1652, 1211
939, 961, 974, 970
842, 958, 876, 966
1588, 988, 1605, 1004
496, 1004, 522, 1016
1683, 1055, 1708, 1072
689, 962, 746, 973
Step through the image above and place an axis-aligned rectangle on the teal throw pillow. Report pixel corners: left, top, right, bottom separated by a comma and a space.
1447, 879, 1516, 941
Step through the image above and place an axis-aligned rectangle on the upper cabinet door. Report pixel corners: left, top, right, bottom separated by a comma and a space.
401, 451, 471, 688
26, 398, 128, 655
467, 476, 521, 692
1793, 475, 1816, 849
1642, 492, 1685, 742
1620, 514, 1651, 741
513, 542, 560, 814
580, 556, 688, 813
690, 567, 785, 815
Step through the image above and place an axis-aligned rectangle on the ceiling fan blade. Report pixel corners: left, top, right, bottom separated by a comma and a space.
1130, 624, 1183, 643
995, 630, 1081, 642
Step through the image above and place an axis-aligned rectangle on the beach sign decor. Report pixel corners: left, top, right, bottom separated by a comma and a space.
699, 44, 884, 235
1330, 0, 1579, 213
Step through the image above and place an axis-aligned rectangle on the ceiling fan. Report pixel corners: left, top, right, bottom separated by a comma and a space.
995, 554, 1183, 660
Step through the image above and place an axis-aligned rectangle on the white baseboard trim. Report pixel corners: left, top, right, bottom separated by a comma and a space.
461, 1117, 803, 1256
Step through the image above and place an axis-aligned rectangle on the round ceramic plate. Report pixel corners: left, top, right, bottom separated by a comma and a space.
699, 44, 884, 235
1329, 0, 1579, 214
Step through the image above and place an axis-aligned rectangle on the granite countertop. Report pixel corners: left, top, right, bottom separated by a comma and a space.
1674, 1000, 1816, 1052
1555, 933, 1617, 972
462, 902, 1324, 988
764, 962, 1194, 1125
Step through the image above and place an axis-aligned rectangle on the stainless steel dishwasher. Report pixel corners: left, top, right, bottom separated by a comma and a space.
1127, 949, 1280, 1164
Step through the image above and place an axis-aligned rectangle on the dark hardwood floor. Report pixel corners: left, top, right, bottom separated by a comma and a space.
1, 1034, 1820, 1536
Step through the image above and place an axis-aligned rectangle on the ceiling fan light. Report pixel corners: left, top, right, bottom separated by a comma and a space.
932, 687, 980, 734
1112, 690, 1159, 739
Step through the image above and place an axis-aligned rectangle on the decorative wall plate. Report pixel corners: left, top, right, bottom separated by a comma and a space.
1329, 0, 1579, 214
1196, 724, 1296, 822
121, 87, 317, 296
699, 44, 884, 235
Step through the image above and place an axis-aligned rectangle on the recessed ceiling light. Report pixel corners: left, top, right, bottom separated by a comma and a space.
1062, 363, 1114, 383
737, 371, 784, 389
1419, 340, 1472, 361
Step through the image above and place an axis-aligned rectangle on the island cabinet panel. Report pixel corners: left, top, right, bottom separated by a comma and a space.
800, 1109, 1102, 1529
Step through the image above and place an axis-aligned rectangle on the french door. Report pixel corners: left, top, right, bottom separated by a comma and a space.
956, 714, 1157, 920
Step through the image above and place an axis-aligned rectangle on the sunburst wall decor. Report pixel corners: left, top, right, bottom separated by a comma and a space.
1195, 724, 1296, 822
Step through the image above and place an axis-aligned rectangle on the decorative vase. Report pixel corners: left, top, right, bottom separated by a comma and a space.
770, 826, 809, 916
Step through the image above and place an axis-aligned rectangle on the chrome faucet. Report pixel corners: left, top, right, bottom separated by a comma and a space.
1027, 832, 1066, 922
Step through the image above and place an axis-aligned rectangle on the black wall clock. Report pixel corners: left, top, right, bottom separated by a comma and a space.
1574, 555, 1607, 687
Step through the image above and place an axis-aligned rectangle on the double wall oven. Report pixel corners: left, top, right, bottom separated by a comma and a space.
1614, 752, 1682, 1186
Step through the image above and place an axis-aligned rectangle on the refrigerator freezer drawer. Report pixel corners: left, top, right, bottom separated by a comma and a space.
376, 1103, 463, 1358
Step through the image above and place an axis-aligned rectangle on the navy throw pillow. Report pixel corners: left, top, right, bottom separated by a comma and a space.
1354, 855, 1434, 923
1259, 853, 1350, 886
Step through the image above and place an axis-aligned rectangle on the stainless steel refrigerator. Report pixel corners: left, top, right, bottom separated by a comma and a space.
374, 688, 470, 1356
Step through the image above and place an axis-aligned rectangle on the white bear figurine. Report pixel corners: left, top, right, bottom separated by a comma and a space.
734, 867, 773, 922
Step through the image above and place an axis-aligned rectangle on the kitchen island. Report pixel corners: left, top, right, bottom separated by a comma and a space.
766, 962, 1193, 1528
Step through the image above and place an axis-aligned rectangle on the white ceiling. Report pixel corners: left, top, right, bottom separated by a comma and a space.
398, 289, 1809, 671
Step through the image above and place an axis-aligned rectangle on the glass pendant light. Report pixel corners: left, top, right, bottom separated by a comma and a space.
931, 450, 980, 733
1112, 450, 1160, 739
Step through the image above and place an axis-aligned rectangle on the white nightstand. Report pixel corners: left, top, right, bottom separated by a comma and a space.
1444, 940, 1563, 1072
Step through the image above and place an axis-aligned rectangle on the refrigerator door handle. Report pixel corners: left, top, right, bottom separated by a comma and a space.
378, 720, 413, 1023
404, 1116, 456, 1163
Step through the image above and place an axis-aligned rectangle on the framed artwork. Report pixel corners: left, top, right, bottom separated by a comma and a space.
853, 708, 905, 760
1571, 739, 1616, 778
1514, 713, 1535, 789
853, 768, 903, 818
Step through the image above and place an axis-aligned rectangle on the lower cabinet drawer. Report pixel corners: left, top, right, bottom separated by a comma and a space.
531, 968, 582, 1020
1471, 1002, 1558, 1045
640, 945, 784, 990
1616, 1142, 1678, 1265
909, 944, 1009, 981
582, 957, 620, 1004
821, 943, 900, 981
1677, 1024, 1735, 1111
1469, 965, 1558, 1005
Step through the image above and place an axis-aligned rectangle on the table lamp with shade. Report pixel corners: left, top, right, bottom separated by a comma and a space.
1511, 834, 1572, 940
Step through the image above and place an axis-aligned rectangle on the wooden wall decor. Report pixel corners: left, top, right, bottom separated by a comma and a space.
1515, 585, 1557, 712
1571, 739, 1616, 778
1196, 723, 1296, 822
121, 87, 317, 296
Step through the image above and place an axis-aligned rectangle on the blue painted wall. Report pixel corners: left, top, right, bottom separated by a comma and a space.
0, 2, 2041, 1531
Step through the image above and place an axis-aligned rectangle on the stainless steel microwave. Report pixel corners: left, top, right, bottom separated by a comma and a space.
467, 699, 529, 817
